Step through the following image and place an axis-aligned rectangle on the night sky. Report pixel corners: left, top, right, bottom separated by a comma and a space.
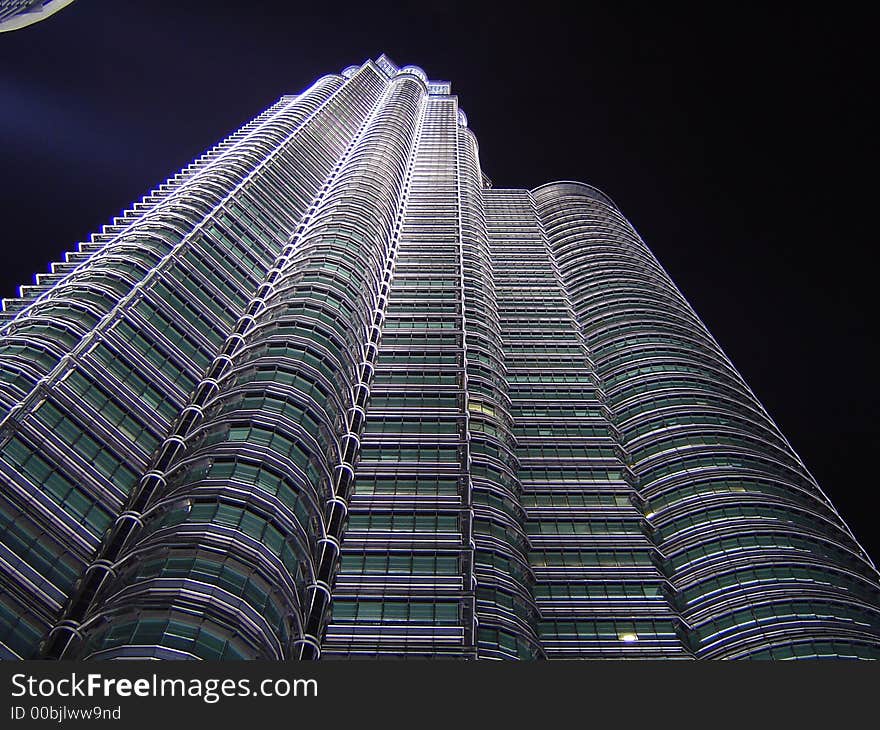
1, 2, 877, 558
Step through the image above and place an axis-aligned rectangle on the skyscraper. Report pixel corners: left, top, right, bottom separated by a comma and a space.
2, 55, 879, 660
0, 1, 76, 32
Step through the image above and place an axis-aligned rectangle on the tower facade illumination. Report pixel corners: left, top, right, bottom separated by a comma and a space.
0, 1, 76, 32
2, 55, 879, 660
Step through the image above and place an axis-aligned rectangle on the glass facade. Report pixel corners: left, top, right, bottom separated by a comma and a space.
0, 1, 76, 32
1, 55, 879, 660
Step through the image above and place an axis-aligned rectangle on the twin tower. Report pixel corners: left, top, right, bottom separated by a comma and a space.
1, 55, 879, 660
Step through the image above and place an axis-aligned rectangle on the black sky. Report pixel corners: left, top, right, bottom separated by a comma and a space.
1, 2, 877, 558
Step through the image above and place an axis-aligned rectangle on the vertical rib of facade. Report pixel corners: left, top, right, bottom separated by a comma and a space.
461, 135, 544, 660
2, 56, 879, 660
322, 88, 475, 658
484, 189, 687, 657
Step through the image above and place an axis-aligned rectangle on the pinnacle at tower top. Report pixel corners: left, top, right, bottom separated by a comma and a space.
1, 55, 879, 661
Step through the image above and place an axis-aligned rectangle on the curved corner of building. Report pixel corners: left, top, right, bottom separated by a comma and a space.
530, 180, 619, 210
